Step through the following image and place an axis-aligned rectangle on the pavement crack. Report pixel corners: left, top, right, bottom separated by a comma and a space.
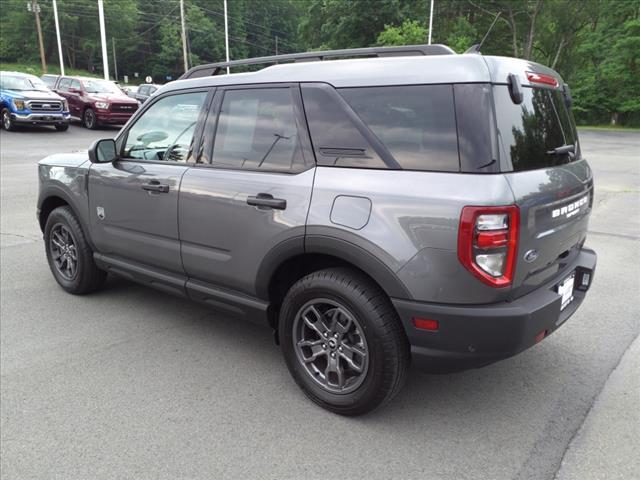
587, 230, 639, 241
0, 232, 40, 240
552, 332, 640, 480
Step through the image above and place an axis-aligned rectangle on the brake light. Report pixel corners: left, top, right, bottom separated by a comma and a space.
458, 205, 520, 287
526, 71, 559, 87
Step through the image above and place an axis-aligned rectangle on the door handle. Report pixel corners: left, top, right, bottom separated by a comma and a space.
141, 181, 169, 193
247, 193, 287, 210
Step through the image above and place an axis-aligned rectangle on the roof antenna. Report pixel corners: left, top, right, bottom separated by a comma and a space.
465, 12, 502, 54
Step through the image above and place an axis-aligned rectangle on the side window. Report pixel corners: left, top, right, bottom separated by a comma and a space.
301, 84, 387, 169
123, 91, 207, 162
339, 85, 460, 172
211, 88, 305, 173
57, 78, 71, 91
70, 79, 81, 92
138, 86, 148, 96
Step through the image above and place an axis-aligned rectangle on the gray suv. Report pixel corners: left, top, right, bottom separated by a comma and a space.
37, 45, 597, 415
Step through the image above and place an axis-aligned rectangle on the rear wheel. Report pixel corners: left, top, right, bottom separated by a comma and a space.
1, 108, 16, 131
279, 268, 410, 416
44, 206, 106, 294
83, 108, 97, 129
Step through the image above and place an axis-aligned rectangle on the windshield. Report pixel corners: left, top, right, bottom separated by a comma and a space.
83, 80, 121, 94
494, 85, 579, 171
0, 75, 49, 91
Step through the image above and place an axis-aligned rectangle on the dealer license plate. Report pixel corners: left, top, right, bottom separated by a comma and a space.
557, 273, 575, 311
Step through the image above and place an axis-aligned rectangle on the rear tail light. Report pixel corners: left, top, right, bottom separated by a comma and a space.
526, 71, 559, 88
458, 205, 520, 287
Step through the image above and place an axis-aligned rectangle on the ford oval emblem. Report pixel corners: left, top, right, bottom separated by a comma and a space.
524, 249, 539, 263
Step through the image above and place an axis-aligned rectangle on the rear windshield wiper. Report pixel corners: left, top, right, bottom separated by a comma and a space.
546, 144, 575, 156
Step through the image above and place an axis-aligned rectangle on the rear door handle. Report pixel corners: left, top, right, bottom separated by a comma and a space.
247, 193, 287, 210
141, 181, 169, 193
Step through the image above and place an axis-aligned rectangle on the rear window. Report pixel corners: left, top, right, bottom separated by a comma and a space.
339, 85, 459, 172
494, 85, 579, 172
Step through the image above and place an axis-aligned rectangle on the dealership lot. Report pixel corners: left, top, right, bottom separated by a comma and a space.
1, 126, 638, 479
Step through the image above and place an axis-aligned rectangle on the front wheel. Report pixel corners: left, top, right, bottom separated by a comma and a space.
1, 108, 16, 131
83, 108, 98, 129
279, 268, 410, 416
44, 206, 106, 294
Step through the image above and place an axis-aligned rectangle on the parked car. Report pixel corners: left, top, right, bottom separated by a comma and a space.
37, 45, 597, 415
121, 85, 138, 99
53, 76, 139, 129
0, 71, 70, 131
132, 83, 160, 104
40, 74, 60, 89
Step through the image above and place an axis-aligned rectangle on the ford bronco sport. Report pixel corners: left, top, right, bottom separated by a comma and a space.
37, 45, 597, 415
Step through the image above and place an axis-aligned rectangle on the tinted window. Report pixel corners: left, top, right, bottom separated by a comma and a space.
124, 91, 207, 162
454, 83, 499, 173
301, 84, 387, 169
212, 88, 305, 173
494, 85, 579, 172
339, 85, 459, 172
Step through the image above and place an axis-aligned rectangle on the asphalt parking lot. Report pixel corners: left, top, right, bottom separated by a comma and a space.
1, 125, 638, 480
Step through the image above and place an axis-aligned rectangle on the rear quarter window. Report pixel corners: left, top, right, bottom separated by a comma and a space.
339, 85, 460, 172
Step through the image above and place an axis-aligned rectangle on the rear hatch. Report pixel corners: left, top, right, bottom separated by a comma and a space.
492, 77, 593, 299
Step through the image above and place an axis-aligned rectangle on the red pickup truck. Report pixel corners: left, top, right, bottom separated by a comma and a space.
54, 76, 139, 129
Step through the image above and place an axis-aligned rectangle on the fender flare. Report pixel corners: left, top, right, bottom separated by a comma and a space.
254, 229, 411, 301
38, 185, 96, 250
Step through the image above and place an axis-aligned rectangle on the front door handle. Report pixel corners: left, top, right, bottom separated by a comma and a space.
247, 193, 287, 210
141, 181, 169, 193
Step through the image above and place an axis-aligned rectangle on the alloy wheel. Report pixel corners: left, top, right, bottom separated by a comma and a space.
49, 224, 78, 280
84, 110, 95, 128
293, 299, 369, 394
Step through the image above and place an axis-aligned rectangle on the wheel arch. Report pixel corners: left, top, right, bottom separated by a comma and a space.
258, 235, 411, 328
38, 189, 96, 251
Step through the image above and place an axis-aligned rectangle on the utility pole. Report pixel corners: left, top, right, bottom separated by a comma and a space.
112, 38, 118, 81
180, 0, 188, 73
275, 35, 279, 56
27, 0, 47, 73
97, 0, 109, 80
428, 0, 434, 45
223, 0, 230, 74
52, 0, 64, 75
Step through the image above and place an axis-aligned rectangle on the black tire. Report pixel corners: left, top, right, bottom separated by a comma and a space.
55, 124, 69, 132
83, 108, 98, 129
279, 268, 410, 416
2, 107, 16, 131
44, 206, 106, 295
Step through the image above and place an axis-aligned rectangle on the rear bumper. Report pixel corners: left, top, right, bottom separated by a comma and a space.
392, 247, 597, 373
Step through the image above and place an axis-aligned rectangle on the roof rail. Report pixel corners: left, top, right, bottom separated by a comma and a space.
179, 44, 456, 80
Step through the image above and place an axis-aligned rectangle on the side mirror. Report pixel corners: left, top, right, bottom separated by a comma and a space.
88, 139, 118, 163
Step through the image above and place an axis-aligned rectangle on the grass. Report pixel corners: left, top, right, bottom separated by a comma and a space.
577, 124, 640, 131
0, 61, 101, 78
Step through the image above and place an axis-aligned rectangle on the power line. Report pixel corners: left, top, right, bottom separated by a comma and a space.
190, 2, 298, 49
